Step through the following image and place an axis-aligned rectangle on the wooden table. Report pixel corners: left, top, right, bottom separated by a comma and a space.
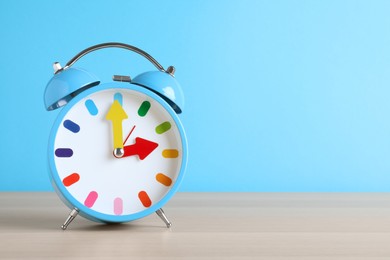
1, 192, 390, 259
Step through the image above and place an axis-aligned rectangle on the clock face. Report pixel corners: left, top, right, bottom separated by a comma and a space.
48, 83, 187, 222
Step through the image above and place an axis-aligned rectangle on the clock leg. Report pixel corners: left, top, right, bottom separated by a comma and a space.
155, 208, 172, 228
61, 208, 79, 230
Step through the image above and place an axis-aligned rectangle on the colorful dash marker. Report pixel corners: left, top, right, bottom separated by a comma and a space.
155, 121, 171, 134
114, 93, 123, 106
162, 149, 179, 158
62, 173, 80, 187
138, 101, 151, 117
113, 197, 123, 215
156, 173, 172, 186
85, 99, 98, 116
138, 191, 152, 207
55, 148, 73, 158
84, 191, 98, 208
63, 120, 80, 133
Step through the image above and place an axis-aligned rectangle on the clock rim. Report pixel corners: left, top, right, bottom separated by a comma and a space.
47, 82, 188, 223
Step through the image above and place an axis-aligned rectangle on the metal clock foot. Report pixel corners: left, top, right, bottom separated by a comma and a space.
156, 208, 172, 228
61, 208, 79, 230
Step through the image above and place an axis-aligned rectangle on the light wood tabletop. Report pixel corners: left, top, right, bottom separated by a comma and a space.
1, 192, 390, 259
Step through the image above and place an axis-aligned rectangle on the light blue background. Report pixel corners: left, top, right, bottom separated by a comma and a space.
1, 0, 390, 191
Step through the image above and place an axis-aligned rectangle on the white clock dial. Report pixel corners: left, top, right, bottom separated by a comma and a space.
52, 87, 183, 216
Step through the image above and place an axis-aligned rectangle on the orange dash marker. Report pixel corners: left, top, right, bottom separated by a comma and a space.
156, 173, 172, 186
138, 191, 152, 207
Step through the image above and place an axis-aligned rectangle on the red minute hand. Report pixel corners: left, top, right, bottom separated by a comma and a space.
122, 137, 158, 160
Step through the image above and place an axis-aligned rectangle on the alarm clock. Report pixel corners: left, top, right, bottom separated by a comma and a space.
43, 43, 188, 230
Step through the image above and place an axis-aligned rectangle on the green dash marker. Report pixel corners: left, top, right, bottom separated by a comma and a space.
155, 121, 171, 134
138, 101, 151, 117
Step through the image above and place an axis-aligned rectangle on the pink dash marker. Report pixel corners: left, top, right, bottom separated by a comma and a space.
114, 197, 123, 215
84, 191, 98, 208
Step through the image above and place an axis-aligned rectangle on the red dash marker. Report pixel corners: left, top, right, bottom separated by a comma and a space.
123, 137, 158, 160
62, 173, 80, 187
138, 191, 152, 207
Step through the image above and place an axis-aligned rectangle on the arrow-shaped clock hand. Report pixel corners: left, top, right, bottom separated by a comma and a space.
123, 137, 158, 160
105, 100, 128, 157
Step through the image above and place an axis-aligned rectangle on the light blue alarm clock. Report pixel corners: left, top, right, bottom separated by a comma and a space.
44, 43, 188, 230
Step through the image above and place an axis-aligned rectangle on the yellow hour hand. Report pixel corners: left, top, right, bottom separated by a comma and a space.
105, 100, 128, 157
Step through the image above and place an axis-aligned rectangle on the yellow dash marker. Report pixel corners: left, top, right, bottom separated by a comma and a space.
105, 100, 128, 154
162, 149, 179, 158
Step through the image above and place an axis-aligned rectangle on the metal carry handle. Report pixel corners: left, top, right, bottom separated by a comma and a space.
63, 42, 166, 72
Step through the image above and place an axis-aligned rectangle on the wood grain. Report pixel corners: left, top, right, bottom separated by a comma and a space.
1, 192, 390, 259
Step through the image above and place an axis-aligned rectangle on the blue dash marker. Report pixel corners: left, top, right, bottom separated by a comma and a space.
85, 99, 98, 116
114, 93, 123, 106
55, 148, 73, 158
63, 120, 80, 133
